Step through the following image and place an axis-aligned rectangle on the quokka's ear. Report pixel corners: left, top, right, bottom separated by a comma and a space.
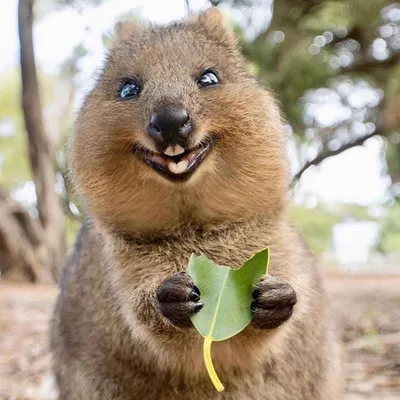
114, 20, 144, 44
191, 7, 237, 46
197, 7, 223, 28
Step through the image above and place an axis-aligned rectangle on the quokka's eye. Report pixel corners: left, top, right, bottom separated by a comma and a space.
119, 80, 142, 99
197, 69, 219, 88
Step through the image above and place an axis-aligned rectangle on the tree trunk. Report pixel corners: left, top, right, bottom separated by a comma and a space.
17, 0, 66, 282
0, 187, 52, 283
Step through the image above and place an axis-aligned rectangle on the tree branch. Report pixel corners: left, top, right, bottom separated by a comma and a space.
328, 25, 366, 46
0, 185, 52, 283
185, 0, 190, 13
292, 130, 381, 185
342, 52, 400, 74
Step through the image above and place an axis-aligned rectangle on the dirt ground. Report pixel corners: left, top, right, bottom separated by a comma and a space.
1, 274, 400, 400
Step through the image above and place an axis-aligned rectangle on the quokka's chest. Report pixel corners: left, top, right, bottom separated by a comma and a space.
123, 228, 274, 273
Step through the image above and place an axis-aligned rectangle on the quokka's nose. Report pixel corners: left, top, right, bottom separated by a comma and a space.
148, 106, 192, 146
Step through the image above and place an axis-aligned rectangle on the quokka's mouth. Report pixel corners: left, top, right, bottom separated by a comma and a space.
134, 140, 213, 182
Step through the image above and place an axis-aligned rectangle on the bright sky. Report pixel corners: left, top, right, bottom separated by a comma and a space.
0, 0, 390, 207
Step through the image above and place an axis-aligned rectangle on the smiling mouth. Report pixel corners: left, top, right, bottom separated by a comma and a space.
134, 141, 213, 181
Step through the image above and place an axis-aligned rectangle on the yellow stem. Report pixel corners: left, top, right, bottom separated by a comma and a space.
203, 336, 224, 392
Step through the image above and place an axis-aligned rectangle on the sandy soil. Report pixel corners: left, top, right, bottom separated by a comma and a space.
1, 275, 400, 399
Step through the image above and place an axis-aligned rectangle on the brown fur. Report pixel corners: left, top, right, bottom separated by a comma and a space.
51, 8, 342, 399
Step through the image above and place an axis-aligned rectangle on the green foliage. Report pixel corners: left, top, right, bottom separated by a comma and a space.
303, 2, 354, 32
240, 13, 333, 131
377, 203, 400, 253
0, 68, 64, 190
289, 205, 339, 253
290, 202, 400, 255
336, 204, 376, 221
0, 70, 29, 190
238, 0, 400, 143
303, 0, 389, 35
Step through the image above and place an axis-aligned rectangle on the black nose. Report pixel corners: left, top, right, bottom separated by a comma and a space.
148, 106, 192, 146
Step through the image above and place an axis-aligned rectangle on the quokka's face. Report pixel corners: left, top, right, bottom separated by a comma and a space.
71, 8, 288, 232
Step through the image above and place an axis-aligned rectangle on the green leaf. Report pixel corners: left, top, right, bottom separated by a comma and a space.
187, 248, 269, 391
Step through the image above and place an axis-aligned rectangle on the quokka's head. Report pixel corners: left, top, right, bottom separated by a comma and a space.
70, 8, 289, 235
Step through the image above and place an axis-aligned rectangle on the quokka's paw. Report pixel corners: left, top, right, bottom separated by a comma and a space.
251, 276, 297, 330
157, 272, 203, 328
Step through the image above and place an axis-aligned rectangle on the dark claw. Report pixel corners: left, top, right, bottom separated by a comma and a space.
252, 287, 261, 299
189, 289, 200, 302
194, 303, 204, 313
193, 285, 201, 296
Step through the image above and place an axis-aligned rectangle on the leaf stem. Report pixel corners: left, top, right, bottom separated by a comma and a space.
203, 336, 224, 392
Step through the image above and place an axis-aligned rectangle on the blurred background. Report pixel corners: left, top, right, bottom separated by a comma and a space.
0, 0, 399, 399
